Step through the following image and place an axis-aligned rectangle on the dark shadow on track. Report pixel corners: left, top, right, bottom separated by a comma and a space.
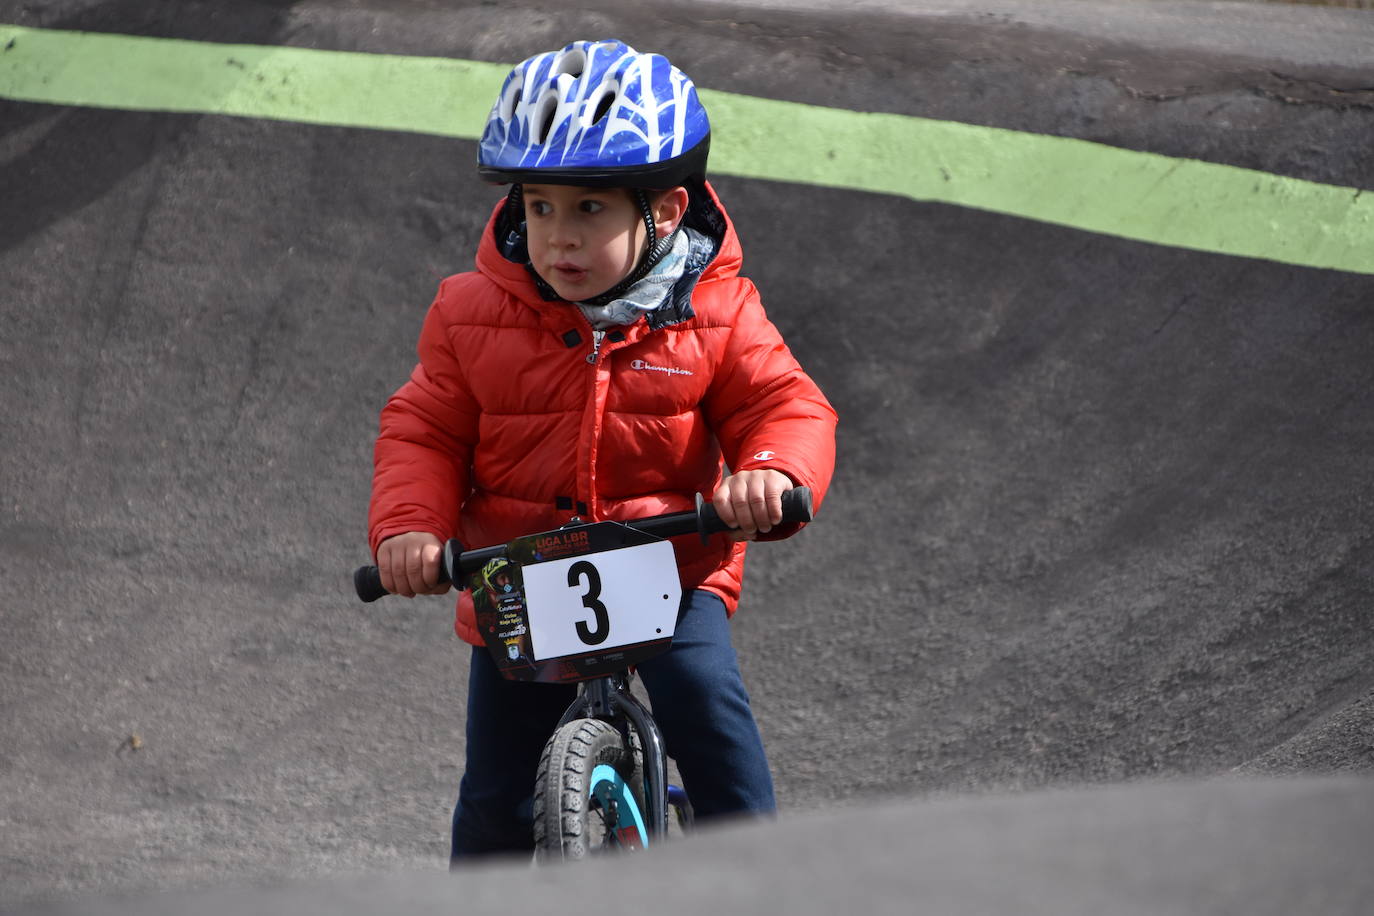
0, 0, 298, 252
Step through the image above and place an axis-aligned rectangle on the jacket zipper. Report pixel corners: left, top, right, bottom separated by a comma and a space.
579, 325, 610, 520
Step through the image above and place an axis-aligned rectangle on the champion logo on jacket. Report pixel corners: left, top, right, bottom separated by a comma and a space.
630, 358, 694, 376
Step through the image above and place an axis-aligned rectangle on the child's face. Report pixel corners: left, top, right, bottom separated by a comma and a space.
522, 184, 649, 302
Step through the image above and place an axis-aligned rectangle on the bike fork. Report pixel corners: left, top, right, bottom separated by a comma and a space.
561, 677, 671, 841
610, 687, 670, 841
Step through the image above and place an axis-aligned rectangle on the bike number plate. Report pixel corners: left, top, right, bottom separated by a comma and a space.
471, 521, 682, 683
523, 541, 681, 662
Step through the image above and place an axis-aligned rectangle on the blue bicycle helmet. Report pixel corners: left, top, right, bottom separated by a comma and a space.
477, 39, 711, 189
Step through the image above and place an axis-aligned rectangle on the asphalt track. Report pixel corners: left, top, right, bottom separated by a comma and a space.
2, 0, 1373, 912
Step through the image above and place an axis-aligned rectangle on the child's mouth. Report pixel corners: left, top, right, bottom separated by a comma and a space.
553, 262, 587, 282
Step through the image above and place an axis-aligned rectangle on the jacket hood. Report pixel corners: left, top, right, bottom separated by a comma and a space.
473, 178, 743, 325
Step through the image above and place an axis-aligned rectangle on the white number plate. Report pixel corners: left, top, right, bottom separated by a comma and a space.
521, 540, 681, 662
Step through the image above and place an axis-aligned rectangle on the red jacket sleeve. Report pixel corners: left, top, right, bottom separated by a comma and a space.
702, 280, 838, 539
368, 281, 480, 556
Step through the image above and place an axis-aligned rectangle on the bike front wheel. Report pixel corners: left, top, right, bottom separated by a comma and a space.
533, 718, 648, 861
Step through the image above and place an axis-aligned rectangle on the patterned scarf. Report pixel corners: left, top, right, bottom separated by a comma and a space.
577, 229, 693, 330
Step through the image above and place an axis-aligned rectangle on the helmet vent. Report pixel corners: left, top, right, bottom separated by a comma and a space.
553, 49, 586, 78
591, 88, 617, 125
533, 91, 560, 144
500, 86, 522, 122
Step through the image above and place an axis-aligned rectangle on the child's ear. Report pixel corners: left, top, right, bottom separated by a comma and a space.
654, 186, 690, 237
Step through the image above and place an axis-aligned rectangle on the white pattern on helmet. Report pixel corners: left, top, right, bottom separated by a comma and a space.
485, 40, 697, 170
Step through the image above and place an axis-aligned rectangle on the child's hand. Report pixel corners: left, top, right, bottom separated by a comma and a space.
377, 532, 450, 598
712, 469, 794, 541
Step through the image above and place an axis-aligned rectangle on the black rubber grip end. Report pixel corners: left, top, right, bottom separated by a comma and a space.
354, 565, 388, 603
781, 487, 813, 524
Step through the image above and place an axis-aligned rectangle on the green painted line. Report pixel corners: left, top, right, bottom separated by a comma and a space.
3, 24, 1372, 275
0, 25, 508, 137
703, 91, 1374, 277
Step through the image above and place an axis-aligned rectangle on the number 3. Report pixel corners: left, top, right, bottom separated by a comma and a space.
567, 560, 610, 646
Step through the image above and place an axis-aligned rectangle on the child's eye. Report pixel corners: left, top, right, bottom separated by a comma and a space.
527, 200, 551, 217
579, 199, 604, 214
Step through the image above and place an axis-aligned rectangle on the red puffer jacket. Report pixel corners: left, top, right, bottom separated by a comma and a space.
369, 182, 837, 645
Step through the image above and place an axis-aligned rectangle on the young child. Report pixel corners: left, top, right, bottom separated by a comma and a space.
368, 39, 837, 861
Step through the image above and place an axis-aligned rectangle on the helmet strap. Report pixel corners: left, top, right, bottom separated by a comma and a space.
578, 188, 679, 306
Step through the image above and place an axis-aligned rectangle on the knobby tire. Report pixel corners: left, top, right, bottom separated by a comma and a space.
533, 718, 645, 861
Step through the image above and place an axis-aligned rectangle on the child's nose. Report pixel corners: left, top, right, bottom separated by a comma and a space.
547, 216, 578, 248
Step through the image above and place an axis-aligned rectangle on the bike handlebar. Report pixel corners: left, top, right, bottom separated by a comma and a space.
353, 487, 813, 603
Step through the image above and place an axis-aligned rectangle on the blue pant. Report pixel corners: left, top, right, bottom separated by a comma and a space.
450, 589, 775, 862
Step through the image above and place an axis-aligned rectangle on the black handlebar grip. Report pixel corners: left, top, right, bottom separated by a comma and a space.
695, 485, 813, 541
354, 540, 463, 603
781, 486, 814, 524
354, 564, 389, 603
354, 541, 467, 604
